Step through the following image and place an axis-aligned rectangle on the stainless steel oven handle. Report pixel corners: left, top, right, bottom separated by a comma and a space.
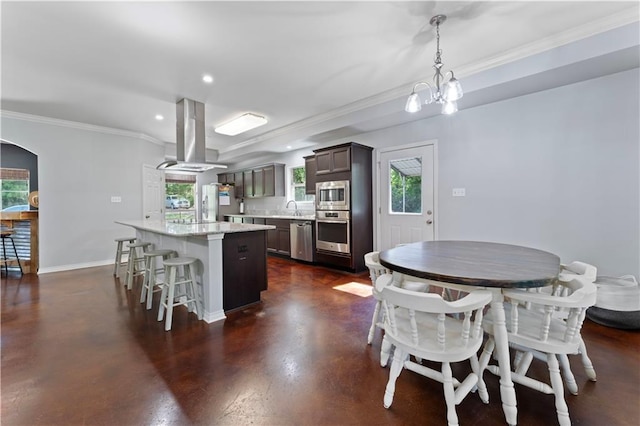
316, 219, 348, 224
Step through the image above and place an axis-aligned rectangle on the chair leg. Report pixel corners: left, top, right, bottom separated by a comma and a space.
380, 335, 393, 367
383, 347, 406, 409
478, 337, 495, 374
1, 237, 7, 276
113, 241, 122, 276
140, 256, 153, 304
163, 267, 177, 331
558, 354, 579, 395
514, 351, 534, 375
578, 338, 597, 381
147, 260, 161, 311
547, 353, 571, 426
470, 354, 489, 404
126, 247, 136, 290
157, 266, 172, 322
189, 264, 204, 321
1, 236, 22, 275
367, 300, 381, 345
442, 361, 460, 426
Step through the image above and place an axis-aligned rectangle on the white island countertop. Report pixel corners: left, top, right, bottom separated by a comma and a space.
116, 219, 274, 237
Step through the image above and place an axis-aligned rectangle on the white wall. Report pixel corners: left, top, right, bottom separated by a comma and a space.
0, 117, 165, 272
352, 68, 638, 277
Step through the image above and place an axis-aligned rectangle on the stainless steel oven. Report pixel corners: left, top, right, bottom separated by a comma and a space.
316, 210, 350, 254
316, 180, 350, 211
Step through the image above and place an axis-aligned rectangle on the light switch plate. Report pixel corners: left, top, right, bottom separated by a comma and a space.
111, 196, 122, 203
452, 188, 466, 197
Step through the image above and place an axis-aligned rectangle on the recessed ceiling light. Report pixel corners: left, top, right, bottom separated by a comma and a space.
202, 74, 214, 84
214, 113, 268, 136
155, 114, 164, 121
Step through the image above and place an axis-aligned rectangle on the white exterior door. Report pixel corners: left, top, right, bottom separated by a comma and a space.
142, 164, 165, 220
378, 142, 436, 250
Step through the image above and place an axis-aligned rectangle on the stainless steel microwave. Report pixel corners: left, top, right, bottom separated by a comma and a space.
316, 180, 350, 211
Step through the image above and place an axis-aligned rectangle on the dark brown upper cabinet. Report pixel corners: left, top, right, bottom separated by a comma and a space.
304, 155, 316, 194
220, 163, 284, 198
315, 145, 351, 175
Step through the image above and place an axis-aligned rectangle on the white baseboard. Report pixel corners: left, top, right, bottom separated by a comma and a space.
203, 310, 227, 324
38, 259, 113, 274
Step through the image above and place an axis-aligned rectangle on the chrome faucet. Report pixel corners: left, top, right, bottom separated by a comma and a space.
286, 200, 301, 216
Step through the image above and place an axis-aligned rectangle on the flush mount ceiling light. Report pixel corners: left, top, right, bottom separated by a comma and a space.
155, 114, 164, 121
214, 113, 268, 136
202, 74, 214, 84
405, 15, 463, 115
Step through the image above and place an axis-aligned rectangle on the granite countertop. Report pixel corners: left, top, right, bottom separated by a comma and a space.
116, 219, 275, 237
225, 213, 316, 221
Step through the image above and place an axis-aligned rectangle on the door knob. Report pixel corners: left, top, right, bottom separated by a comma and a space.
426, 219, 433, 225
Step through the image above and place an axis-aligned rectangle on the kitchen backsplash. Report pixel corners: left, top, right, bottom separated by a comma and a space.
244, 196, 315, 216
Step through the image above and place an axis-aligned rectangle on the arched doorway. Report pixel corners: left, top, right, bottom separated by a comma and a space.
0, 141, 39, 274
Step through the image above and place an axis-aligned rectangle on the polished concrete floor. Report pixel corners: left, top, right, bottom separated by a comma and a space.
1, 257, 639, 425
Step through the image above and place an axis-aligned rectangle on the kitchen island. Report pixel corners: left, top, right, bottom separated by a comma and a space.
116, 219, 274, 323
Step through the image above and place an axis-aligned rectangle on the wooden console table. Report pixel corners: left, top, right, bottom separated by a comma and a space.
0, 210, 39, 274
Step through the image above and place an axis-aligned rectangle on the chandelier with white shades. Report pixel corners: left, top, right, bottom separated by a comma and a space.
405, 15, 463, 115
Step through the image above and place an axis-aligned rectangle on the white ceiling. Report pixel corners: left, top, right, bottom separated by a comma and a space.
1, 1, 638, 165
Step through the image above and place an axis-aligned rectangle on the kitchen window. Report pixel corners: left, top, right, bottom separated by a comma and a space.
165, 173, 196, 221
290, 166, 314, 203
0, 168, 29, 211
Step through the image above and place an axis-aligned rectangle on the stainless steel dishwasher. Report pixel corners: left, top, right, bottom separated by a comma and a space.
290, 221, 314, 262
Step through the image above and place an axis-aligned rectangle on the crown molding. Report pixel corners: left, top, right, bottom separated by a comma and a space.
456, 7, 640, 79
219, 8, 639, 154
0, 110, 164, 146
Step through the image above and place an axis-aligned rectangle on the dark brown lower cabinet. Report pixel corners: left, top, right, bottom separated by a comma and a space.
265, 219, 290, 256
222, 230, 267, 311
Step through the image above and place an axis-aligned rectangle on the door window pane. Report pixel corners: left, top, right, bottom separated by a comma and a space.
389, 157, 422, 214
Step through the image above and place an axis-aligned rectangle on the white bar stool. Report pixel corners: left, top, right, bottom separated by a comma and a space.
125, 242, 152, 290
157, 257, 203, 331
113, 237, 136, 278
140, 249, 177, 309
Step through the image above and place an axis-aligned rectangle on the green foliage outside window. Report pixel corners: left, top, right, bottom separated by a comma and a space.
390, 169, 421, 213
1, 179, 29, 209
292, 167, 305, 184
291, 166, 314, 202
166, 183, 194, 206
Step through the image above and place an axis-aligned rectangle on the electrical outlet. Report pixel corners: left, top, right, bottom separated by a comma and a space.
111, 196, 122, 203
452, 188, 466, 197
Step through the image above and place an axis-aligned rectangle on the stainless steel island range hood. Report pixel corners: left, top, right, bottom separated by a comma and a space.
157, 98, 227, 173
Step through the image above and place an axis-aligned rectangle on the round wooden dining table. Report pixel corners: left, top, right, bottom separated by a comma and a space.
379, 240, 561, 426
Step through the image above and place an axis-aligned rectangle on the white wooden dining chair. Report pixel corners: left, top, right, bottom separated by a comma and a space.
557, 261, 598, 385
377, 273, 493, 426
523, 260, 598, 390
479, 276, 597, 426
364, 252, 431, 346
365, 251, 391, 345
